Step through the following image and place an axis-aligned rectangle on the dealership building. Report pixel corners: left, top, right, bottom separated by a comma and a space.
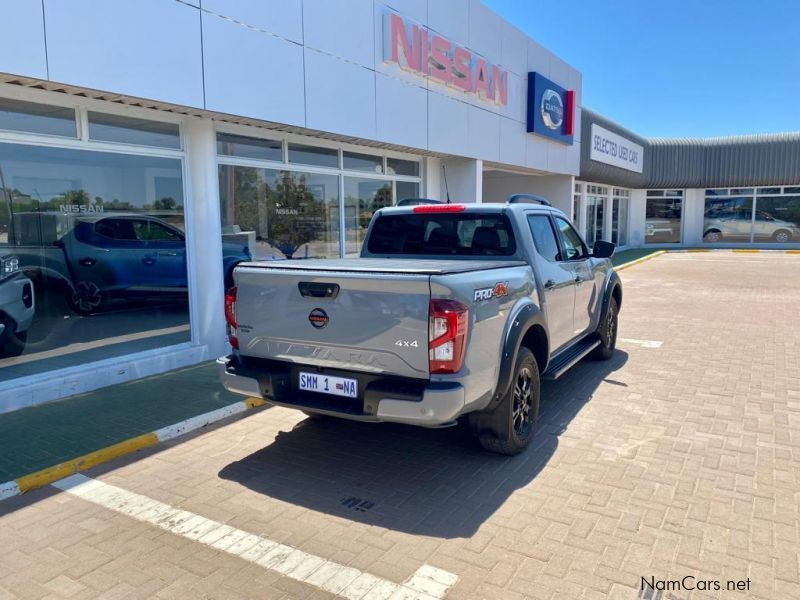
0, 0, 798, 411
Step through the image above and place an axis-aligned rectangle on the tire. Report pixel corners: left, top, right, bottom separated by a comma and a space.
589, 297, 618, 361
0, 322, 26, 358
704, 229, 722, 243
475, 347, 540, 456
772, 229, 792, 243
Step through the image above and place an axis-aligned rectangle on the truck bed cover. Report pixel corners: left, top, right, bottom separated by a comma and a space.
237, 258, 528, 276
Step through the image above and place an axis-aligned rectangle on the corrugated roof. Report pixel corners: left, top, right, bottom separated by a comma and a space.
580, 108, 800, 188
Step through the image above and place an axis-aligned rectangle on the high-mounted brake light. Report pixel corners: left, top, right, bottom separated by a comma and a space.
429, 299, 468, 374
224, 286, 239, 349
413, 204, 466, 213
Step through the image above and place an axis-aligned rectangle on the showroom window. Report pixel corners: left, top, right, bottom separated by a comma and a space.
612, 188, 630, 247
0, 104, 189, 383
585, 184, 608, 247
217, 131, 422, 261
703, 186, 800, 244
645, 190, 683, 244
572, 182, 581, 224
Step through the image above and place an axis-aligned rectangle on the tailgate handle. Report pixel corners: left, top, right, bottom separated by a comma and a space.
298, 282, 340, 299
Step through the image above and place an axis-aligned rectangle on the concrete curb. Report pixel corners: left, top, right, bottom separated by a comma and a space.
615, 250, 668, 271
0, 397, 266, 502
615, 248, 800, 272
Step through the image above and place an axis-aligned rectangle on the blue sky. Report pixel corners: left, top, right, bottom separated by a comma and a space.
483, 0, 800, 138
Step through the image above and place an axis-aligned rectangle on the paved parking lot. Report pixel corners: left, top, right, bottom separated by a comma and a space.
1, 252, 798, 600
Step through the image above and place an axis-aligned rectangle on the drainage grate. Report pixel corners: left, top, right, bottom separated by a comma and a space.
340, 496, 375, 512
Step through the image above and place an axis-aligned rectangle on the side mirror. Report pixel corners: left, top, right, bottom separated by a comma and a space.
592, 240, 615, 259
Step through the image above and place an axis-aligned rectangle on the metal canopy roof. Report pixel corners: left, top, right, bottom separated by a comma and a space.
580, 108, 800, 189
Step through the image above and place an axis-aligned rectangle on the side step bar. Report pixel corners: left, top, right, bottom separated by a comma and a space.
542, 336, 600, 380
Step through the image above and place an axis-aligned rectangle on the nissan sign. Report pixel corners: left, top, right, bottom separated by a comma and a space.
527, 72, 574, 145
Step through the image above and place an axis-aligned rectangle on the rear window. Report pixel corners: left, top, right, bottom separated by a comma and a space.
367, 213, 516, 256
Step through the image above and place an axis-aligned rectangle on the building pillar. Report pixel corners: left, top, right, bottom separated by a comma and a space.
184, 117, 227, 358
440, 158, 483, 203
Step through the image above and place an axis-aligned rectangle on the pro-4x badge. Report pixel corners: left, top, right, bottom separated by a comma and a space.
473, 282, 509, 302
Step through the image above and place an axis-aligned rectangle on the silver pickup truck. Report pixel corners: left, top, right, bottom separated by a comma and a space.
219, 197, 622, 455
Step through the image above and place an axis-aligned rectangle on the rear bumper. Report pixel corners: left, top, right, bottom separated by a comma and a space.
217, 355, 465, 427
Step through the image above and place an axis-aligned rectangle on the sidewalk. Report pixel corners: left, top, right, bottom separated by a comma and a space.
0, 361, 246, 483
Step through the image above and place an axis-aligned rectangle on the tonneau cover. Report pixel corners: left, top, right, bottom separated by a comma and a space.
237, 258, 527, 276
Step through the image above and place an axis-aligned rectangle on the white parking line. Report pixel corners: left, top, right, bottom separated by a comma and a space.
617, 337, 663, 348
53, 474, 457, 599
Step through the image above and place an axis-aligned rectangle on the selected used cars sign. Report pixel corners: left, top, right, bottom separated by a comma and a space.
589, 124, 644, 173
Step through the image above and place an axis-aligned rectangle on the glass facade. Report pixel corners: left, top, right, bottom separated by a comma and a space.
704, 187, 800, 244
645, 190, 683, 244
217, 133, 421, 262
585, 185, 608, 247
612, 188, 629, 247
0, 141, 189, 381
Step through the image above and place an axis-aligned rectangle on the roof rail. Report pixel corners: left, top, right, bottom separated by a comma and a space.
396, 198, 446, 206
506, 194, 551, 207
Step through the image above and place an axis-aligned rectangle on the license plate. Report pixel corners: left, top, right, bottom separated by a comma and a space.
298, 372, 358, 399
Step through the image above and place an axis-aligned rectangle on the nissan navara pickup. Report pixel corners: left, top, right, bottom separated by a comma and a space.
219, 196, 622, 455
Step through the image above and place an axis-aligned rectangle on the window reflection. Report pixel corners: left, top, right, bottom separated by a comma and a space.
752, 196, 800, 243
219, 166, 340, 262
0, 142, 191, 380
703, 197, 753, 243
645, 192, 683, 244
344, 177, 393, 256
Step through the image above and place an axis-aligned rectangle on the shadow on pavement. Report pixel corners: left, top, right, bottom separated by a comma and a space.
219, 350, 628, 539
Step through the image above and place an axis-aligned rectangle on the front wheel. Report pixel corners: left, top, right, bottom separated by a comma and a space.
772, 229, 792, 243
0, 322, 26, 358
589, 297, 618, 360
475, 347, 540, 456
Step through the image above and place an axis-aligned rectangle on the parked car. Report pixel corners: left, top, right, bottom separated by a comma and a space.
0, 253, 34, 357
219, 196, 622, 455
704, 210, 800, 243
10, 212, 251, 313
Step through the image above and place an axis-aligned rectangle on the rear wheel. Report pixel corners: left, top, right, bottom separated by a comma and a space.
589, 297, 618, 360
704, 229, 722, 243
772, 229, 792, 243
475, 347, 540, 456
0, 319, 26, 358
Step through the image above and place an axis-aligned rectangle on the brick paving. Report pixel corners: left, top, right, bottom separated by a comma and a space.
0, 252, 798, 599
0, 363, 241, 481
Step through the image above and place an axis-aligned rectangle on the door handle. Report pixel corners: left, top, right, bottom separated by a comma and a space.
142, 257, 156, 266
159, 251, 178, 256
78, 257, 96, 267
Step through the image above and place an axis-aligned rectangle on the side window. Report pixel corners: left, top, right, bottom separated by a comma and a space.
94, 218, 137, 241
134, 220, 183, 241
527, 214, 560, 262
554, 217, 589, 261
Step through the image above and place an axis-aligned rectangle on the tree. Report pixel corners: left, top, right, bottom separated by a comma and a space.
265, 171, 328, 258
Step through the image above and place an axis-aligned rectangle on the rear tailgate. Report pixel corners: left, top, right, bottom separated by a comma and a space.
233, 263, 431, 379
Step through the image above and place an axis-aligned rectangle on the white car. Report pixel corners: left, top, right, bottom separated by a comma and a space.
704, 211, 799, 243
0, 254, 35, 357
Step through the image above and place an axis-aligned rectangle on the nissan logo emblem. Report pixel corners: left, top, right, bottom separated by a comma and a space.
541, 89, 564, 130
308, 308, 329, 329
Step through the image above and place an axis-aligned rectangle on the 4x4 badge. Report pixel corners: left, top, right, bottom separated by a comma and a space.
308, 308, 329, 329
473, 282, 509, 302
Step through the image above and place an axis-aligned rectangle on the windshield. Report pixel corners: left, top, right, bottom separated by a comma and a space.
366, 213, 516, 256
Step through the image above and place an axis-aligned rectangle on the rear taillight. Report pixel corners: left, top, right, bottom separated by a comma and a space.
413, 204, 466, 213
429, 299, 468, 374
225, 286, 239, 349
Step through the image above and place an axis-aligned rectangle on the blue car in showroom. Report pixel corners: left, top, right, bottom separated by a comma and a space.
12, 212, 250, 314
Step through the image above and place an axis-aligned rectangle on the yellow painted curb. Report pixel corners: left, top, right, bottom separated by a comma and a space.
785, 249, 800, 254
732, 249, 761, 253
245, 397, 268, 409
686, 249, 710, 253
615, 250, 667, 271
4, 396, 267, 500
16, 433, 159, 494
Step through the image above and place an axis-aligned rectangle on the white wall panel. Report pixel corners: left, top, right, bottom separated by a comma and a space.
468, 105, 499, 162
376, 72, 427, 148
0, 1, 47, 79
378, 0, 426, 24
428, 93, 469, 156
468, 0, 501, 63
203, 13, 305, 126
305, 50, 376, 140
202, 0, 303, 43
428, 0, 468, 42
45, 0, 204, 108
499, 116, 526, 167
549, 55, 571, 89
526, 135, 548, 172
500, 21, 528, 77
527, 40, 551, 78
304, 0, 375, 68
